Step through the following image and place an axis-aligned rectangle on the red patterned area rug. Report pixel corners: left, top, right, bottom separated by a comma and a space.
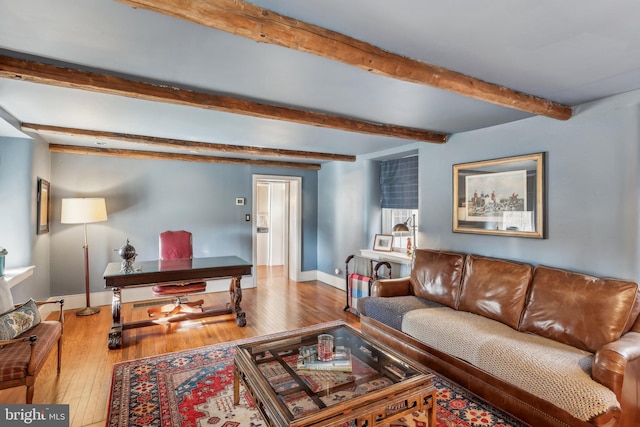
107, 322, 527, 427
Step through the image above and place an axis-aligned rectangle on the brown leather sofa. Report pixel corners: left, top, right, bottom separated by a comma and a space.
358, 248, 640, 427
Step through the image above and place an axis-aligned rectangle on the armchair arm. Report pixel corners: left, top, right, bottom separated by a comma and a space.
593, 331, 640, 401
0, 334, 37, 348
370, 277, 412, 297
34, 299, 65, 324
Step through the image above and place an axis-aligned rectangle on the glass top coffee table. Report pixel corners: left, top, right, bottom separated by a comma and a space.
234, 323, 436, 427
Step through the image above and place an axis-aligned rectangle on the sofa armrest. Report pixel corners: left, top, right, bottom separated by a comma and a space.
370, 277, 412, 297
593, 331, 640, 401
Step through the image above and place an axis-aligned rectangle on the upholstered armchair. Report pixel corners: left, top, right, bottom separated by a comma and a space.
147, 230, 206, 317
0, 278, 64, 403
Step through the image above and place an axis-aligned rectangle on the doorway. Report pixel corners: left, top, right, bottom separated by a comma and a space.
252, 175, 302, 285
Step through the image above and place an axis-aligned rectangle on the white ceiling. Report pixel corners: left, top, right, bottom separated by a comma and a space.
1, 0, 640, 166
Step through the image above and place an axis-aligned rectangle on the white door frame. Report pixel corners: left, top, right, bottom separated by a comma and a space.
252, 175, 302, 282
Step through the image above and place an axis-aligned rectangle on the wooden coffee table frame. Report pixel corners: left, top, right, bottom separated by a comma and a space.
234, 324, 436, 427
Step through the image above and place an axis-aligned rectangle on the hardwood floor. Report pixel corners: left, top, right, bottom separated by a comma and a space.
0, 266, 359, 427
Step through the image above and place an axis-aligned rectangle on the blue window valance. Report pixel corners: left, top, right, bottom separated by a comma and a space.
380, 156, 418, 209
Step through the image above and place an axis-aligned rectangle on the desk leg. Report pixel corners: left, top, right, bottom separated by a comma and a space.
108, 287, 123, 349
230, 276, 246, 327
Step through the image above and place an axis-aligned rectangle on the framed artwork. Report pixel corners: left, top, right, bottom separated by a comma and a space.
373, 234, 393, 251
453, 153, 545, 238
37, 178, 50, 234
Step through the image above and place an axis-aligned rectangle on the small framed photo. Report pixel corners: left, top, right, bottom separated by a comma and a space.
373, 234, 393, 252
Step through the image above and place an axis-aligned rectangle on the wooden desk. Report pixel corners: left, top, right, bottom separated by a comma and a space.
104, 256, 252, 349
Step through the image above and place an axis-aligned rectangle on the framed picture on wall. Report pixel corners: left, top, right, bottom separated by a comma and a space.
453, 153, 545, 238
37, 178, 50, 234
373, 234, 394, 251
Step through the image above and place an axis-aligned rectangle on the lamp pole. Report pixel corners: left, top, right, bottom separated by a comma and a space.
61, 198, 107, 316
77, 222, 100, 316
411, 213, 417, 252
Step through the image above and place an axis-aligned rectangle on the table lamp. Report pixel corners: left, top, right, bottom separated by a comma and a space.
61, 198, 108, 316
393, 214, 417, 255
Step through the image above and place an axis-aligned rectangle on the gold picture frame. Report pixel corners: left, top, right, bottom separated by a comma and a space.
453, 153, 545, 238
37, 178, 50, 234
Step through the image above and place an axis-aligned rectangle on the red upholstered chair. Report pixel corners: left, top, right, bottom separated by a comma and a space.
147, 230, 207, 317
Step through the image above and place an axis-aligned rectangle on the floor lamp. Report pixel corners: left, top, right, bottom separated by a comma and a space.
61, 198, 108, 316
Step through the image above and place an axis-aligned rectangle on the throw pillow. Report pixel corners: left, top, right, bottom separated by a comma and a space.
0, 276, 14, 315
0, 298, 41, 341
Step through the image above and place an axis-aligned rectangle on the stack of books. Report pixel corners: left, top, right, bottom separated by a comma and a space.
297, 344, 352, 372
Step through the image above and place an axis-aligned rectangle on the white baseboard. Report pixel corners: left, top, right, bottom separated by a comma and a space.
316, 270, 346, 290
285, 269, 345, 290
296, 270, 317, 283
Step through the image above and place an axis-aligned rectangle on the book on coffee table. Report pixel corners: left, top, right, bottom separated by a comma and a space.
297, 345, 352, 372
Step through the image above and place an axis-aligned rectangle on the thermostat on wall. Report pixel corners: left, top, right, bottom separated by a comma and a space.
235, 197, 245, 206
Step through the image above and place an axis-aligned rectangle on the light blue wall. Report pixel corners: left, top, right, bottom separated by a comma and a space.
0, 138, 33, 267
419, 90, 640, 280
0, 136, 51, 301
317, 159, 381, 277
49, 154, 317, 296
316, 90, 640, 282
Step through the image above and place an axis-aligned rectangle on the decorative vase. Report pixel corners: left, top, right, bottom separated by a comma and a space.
118, 239, 137, 273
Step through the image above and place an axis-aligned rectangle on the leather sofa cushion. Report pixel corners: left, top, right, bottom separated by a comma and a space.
410, 249, 465, 308
520, 265, 639, 353
458, 255, 534, 329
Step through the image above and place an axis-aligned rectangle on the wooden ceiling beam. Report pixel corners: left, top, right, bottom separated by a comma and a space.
0, 55, 448, 143
21, 122, 356, 162
48, 144, 321, 170
117, 0, 572, 121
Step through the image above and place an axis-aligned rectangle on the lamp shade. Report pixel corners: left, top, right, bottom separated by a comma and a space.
61, 198, 108, 224
393, 222, 410, 232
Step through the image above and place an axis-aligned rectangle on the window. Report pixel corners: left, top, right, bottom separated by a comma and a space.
380, 156, 419, 252
382, 208, 419, 251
